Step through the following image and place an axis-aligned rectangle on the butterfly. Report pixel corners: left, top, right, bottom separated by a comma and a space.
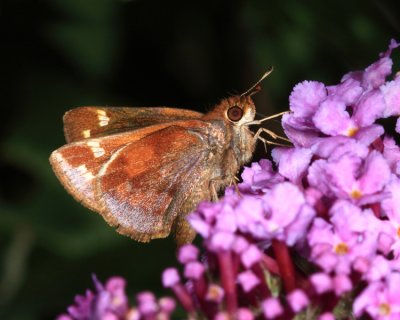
49, 68, 284, 245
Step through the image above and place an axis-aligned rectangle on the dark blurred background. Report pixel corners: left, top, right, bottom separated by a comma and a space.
0, 0, 399, 318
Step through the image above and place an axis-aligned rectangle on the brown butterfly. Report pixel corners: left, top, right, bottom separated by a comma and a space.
50, 68, 285, 245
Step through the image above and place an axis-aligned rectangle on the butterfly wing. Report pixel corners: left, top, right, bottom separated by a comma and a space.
96, 124, 211, 241
50, 120, 212, 242
63, 106, 204, 143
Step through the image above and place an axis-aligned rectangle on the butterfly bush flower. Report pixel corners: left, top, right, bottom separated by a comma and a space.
59, 40, 400, 319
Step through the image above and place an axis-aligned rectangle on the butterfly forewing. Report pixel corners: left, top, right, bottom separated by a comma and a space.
63, 106, 204, 143
50, 128, 158, 212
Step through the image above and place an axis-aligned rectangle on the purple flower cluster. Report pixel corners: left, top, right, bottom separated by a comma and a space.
58, 40, 400, 320
57, 275, 129, 320
57, 275, 175, 320
164, 40, 400, 319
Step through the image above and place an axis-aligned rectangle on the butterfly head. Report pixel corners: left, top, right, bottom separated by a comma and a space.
203, 95, 256, 127
224, 95, 256, 126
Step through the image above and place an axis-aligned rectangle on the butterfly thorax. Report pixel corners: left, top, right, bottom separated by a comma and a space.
233, 124, 256, 165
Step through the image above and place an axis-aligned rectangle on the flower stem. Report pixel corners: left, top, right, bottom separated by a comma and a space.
272, 239, 296, 293
217, 251, 237, 314
261, 253, 280, 275
171, 283, 195, 313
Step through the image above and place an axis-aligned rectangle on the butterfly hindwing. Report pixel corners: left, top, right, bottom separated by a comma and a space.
96, 124, 210, 242
63, 106, 204, 143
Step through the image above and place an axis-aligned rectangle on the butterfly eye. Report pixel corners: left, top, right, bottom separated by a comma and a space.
227, 106, 243, 122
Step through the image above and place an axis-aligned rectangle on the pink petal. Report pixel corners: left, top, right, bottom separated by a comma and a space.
353, 124, 384, 146
289, 80, 327, 117
282, 113, 320, 147
381, 77, 400, 117
313, 99, 357, 137
272, 147, 313, 184
262, 298, 283, 319
326, 78, 363, 105
237, 270, 260, 292
287, 289, 310, 312
359, 151, 391, 195
333, 274, 352, 295
353, 89, 385, 126
310, 272, 333, 294
263, 182, 305, 228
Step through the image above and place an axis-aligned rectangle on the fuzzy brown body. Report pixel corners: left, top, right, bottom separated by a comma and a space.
50, 95, 257, 244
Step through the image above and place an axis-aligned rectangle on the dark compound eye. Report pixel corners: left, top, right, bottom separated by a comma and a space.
227, 105, 243, 122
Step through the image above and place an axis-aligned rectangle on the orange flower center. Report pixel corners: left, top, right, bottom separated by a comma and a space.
350, 189, 362, 199
206, 284, 223, 301
347, 127, 359, 137
335, 242, 349, 255
379, 303, 391, 316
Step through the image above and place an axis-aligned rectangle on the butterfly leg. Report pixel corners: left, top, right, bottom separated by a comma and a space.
253, 127, 290, 148
210, 180, 219, 202
231, 177, 242, 197
246, 111, 289, 126
253, 127, 290, 143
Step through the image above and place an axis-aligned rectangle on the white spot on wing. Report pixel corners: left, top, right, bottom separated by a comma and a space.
92, 148, 105, 158
97, 110, 110, 126
76, 164, 95, 181
83, 171, 95, 180
77, 164, 88, 174
54, 151, 64, 163
87, 141, 100, 147
83, 129, 91, 138
87, 140, 105, 158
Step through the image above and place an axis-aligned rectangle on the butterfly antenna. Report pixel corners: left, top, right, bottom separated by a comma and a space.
240, 66, 274, 97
